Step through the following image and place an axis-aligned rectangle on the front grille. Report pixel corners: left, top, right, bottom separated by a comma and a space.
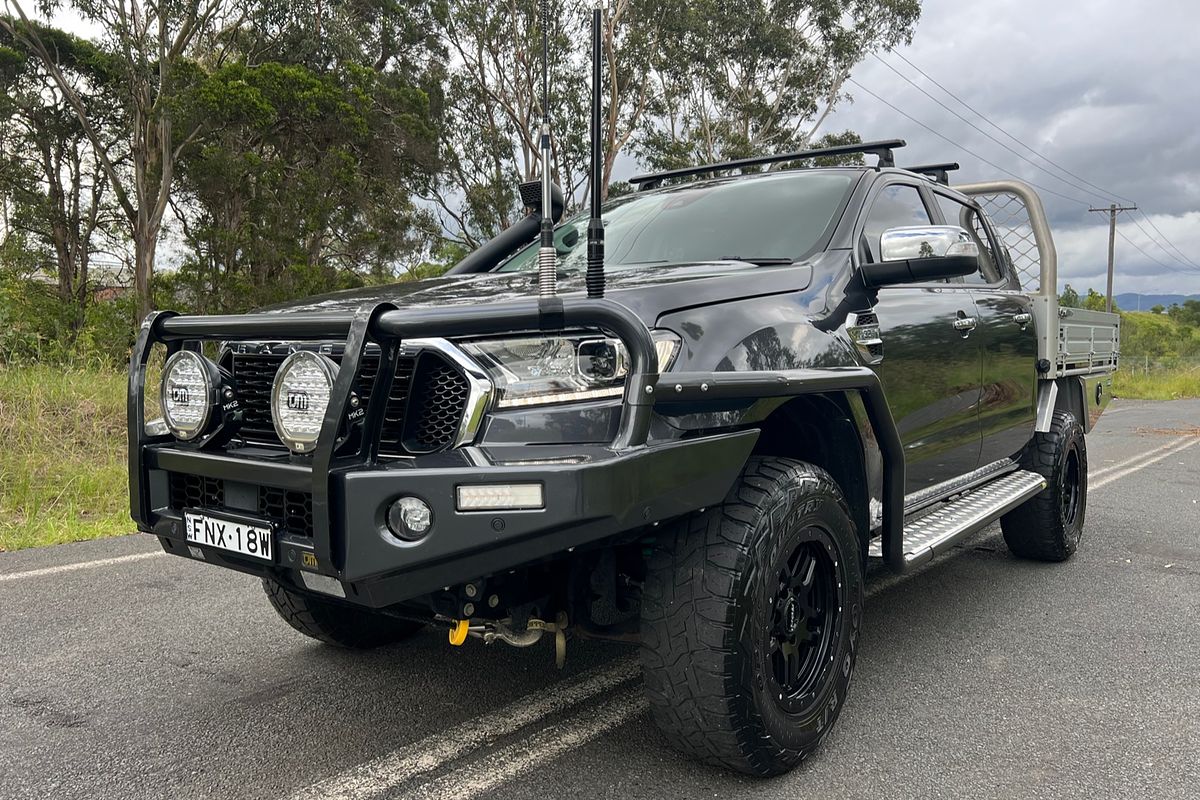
230, 350, 402, 447
258, 486, 314, 539
169, 473, 223, 510
229, 348, 463, 455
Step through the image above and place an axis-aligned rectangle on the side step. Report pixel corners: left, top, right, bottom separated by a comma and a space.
869, 470, 1047, 568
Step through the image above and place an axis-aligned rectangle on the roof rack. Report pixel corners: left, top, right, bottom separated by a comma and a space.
903, 162, 960, 185
628, 139, 907, 190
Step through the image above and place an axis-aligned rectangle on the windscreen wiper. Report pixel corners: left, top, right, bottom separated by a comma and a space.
720, 256, 795, 266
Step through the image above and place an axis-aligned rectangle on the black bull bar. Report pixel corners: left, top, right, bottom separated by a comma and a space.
130, 297, 907, 596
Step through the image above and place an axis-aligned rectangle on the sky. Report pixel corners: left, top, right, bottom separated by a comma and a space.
821, 0, 1200, 296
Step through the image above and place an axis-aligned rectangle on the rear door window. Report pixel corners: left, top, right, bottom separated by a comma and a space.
933, 193, 1006, 285
861, 184, 933, 263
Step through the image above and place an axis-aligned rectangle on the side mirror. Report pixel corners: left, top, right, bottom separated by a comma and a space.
860, 225, 980, 288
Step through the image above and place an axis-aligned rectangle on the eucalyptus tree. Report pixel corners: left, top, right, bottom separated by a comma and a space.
636, 0, 920, 169
434, 0, 592, 246
0, 22, 126, 332
0, 0, 241, 319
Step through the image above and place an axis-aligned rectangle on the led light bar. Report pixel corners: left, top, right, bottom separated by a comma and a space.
456, 483, 545, 511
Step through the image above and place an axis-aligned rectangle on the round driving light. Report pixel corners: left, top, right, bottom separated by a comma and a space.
271, 351, 339, 454
386, 497, 433, 542
160, 351, 215, 440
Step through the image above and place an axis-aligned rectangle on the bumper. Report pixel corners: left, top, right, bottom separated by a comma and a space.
140, 432, 757, 607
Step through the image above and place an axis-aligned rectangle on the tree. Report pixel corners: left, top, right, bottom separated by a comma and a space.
169, 59, 442, 310
1082, 288, 1116, 313
1, 0, 240, 319
1150, 304, 1165, 315
0, 22, 127, 334
434, 0, 591, 245
636, 0, 919, 169
1059, 284, 1081, 308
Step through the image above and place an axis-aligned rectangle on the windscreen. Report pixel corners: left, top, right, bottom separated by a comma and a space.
497, 171, 855, 272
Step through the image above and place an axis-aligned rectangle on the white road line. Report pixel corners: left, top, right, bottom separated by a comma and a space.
287, 657, 639, 800
1090, 437, 1188, 480
0, 550, 162, 583
1093, 437, 1199, 490
402, 688, 647, 800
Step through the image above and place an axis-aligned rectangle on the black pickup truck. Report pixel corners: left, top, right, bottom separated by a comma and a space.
129, 140, 1119, 776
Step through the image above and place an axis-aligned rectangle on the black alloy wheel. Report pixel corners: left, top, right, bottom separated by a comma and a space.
766, 535, 840, 713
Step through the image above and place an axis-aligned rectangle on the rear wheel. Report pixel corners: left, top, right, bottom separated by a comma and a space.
1000, 410, 1087, 561
262, 578, 425, 649
639, 458, 864, 776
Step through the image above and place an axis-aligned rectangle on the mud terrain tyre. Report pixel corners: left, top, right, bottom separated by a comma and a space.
639, 457, 865, 776
262, 578, 424, 648
1000, 410, 1087, 561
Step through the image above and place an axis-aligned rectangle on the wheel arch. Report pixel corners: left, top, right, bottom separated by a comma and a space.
750, 393, 873, 558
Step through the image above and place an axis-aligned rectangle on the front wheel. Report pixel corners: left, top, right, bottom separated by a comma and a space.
1000, 410, 1087, 561
639, 458, 864, 776
262, 578, 425, 649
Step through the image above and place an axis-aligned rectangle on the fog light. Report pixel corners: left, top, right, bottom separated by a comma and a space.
456, 483, 544, 511
387, 496, 433, 541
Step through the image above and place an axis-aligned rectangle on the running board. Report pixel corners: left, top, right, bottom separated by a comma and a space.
869, 470, 1047, 568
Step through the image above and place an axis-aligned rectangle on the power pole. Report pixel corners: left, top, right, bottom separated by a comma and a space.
1089, 203, 1138, 312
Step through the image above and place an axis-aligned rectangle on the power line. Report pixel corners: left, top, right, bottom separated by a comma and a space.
873, 52, 1200, 277
871, 54, 1114, 205
885, 51, 1139, 206
845, 77, 1096, 208
1135, 210, 1200, 270
1114, 227, 1200, 275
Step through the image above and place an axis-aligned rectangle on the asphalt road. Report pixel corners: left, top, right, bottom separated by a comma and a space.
2, 400, 1198, 800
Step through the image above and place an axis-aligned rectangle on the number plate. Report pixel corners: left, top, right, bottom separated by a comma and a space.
183, 510, 274, 562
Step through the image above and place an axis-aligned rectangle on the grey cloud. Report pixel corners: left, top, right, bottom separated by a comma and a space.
827, 0, 1200, 293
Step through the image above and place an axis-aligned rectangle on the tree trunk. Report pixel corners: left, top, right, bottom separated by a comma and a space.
134, 227, 157, 321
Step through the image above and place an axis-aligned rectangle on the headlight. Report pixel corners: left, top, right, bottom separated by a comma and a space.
462, 330, 680, 409
160, 351, 216, 440
272, 351, 339, 453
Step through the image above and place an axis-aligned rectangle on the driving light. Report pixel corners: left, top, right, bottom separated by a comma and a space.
387, 497, 433, 541
462, 330, 680, 408
160, 351, 216, 440
272, 351, 339, 454
456, 483, 545, 511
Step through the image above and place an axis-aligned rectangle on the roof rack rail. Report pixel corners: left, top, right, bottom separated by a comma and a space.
628, 139, 907, 190
903, 162, 960, 185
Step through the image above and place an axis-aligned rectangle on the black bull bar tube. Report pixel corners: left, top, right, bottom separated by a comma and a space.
130, 297, 907, 594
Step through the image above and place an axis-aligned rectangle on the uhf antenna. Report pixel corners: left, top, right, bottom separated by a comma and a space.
536, 0, 557, 298
586, 2, 605, 299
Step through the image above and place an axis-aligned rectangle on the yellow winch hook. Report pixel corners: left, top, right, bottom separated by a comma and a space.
448, 619, 470, 646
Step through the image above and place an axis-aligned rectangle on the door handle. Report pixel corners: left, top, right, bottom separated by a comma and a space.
952, 316, 978, 332
1012, 312, 1032, 327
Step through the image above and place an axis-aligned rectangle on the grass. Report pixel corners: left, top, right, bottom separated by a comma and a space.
1112, 366, 1200, 401
0, 365, 130, 551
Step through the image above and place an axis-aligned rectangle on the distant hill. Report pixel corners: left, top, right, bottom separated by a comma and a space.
1115, 293, 1200, 311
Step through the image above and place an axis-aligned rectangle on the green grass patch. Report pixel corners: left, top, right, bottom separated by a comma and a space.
1112, 366, 1200, 401
0, 365, 130, 551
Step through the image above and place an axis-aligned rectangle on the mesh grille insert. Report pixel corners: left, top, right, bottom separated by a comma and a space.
257, 486, 314, 539
169, 473, 224, 510
403, 355, 471, 452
